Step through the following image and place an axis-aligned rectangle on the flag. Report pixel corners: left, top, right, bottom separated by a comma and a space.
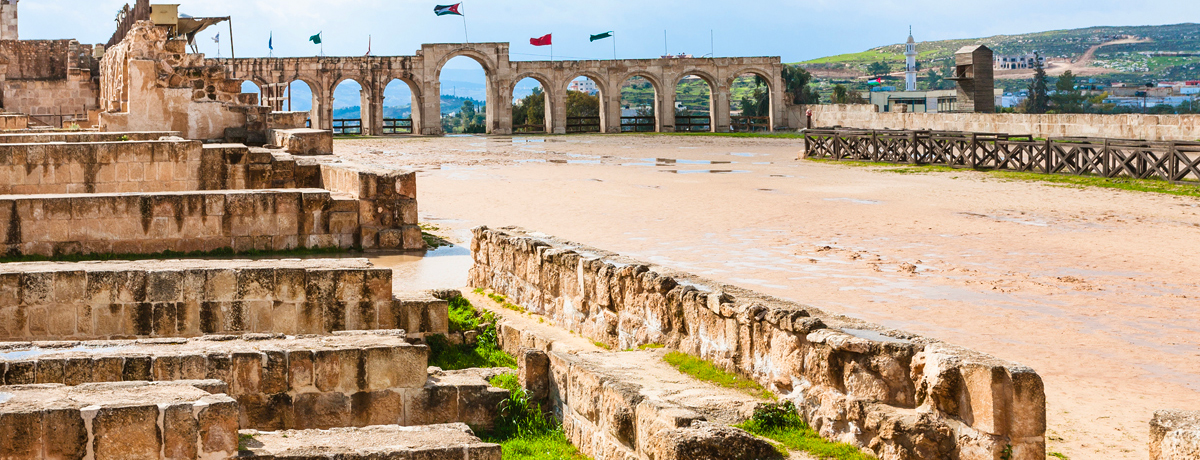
309, 32, 322, 45
268, 32, 273, 51
434, 4, 462, 16
212, 33, 219, 43
530, 34, 552, 47
590, 31, 612, 42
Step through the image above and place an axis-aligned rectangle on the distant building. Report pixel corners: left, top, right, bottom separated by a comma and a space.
994, 53, 1043, 70
868, 89, 958, 113
905, 27, 918, 92
568, 79, 598, 95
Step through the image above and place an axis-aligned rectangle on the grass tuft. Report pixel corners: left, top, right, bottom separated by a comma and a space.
427, 297, 516, 370
736, 401, 876, 460
448, 295, 480, 333
590, 339, 611, 350
484, 374, 591, 459
637, 343, 665, 350
663, 351, 774, 400
1048, 452, 1070, 460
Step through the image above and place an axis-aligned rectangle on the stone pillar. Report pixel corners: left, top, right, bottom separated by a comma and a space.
770, 73, 785, 131
364, 84, 383, 136
711, 86, 731, 133
315, 84, 333, 131
549, 89, 566, 135
603, 91, 622, 133
422, 82, 443, 135
660, 84, 676, 133
409, 89, 423, 135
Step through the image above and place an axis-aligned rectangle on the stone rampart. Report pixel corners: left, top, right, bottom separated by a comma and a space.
469, 226, 1046, 460
0, 380, 239, 460
0, 139, 205, 194
792, 104, 1200, 141
0, 131, 177, 143
1151, 410, 1200, 460
0, 189, 367, 257
0, 258, 448, 341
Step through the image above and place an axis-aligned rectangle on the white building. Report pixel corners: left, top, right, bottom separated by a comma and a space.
994, 53, 1043, 70
568, 79, 599, 95
905, 27, 917, 92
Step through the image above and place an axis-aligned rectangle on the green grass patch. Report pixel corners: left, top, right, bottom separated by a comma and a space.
1048, 452, 1070, 460
493, 430, 589, 460
0, 245, 349, 265
483, 374, 590, 459
448, 295, 480, 333
634, 132, 804, 139
485, 292, 528, 313
808, 158, 1200, 198
736, 401, 876, 460
427, 297, 516, 370
419, 223, 453, 249
237, 433, 255, 451
637, 343, 665, 350
663, 351, 773, 400
590, 340, 611, 350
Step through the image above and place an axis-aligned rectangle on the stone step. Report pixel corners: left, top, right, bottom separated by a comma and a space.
238, 423, 500, 460
0, 258, 448, 341
0, 131, 178, 144
0, 380, 239, 460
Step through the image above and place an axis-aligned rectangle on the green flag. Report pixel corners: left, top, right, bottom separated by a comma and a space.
309, 32, 322, 45
590, 31, 613, 42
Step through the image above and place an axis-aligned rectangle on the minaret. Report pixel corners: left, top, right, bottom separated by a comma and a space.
905, 26, 917, 91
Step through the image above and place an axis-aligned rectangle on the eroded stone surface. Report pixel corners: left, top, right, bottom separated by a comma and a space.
1151, 410, 1200, 460
239, 423, 501, 459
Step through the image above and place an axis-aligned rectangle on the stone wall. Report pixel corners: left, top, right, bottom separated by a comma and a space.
1150, 410, 1200, 460
0, 40, 101, 119
0, 189, 368, 257
790, 104, 1200, 141
0, 380, 239, 460
0, 258, 448, 340
319, 162, 421, 250
0, 139, 204, 194
0, 130, 175, 143
469, 226, 1046, 460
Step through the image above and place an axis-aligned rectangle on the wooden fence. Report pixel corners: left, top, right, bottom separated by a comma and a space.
803, 128, 1200, 183
567, 116, 601, 133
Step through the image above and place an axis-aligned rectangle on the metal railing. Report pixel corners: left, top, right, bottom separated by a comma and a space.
674, 115, 711, 133
382, 118, 413, 135
731, 116, 770, 132
566, 116, 601, 133
621, 116, 655, 132
332, 119, 362, 135
803, 128, 1200, 183
514, 123, 546, 134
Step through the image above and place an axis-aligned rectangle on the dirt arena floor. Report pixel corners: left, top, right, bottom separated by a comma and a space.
336, 134, 1200, 460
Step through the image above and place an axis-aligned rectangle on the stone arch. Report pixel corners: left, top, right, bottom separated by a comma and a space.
434, 52, 495, 134
382, 75, 423, 135
433, 49, 497, 79
671, 69, 718, 132
561, 71, 608, 133
510, 71, 553, 134
282, 77, 320, 126
329, 76, 372, 135
726, 66, 776, 132
615, 71, 665, 133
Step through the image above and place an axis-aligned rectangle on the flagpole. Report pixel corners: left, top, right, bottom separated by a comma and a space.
613, 32, 617, 60
461, 1, 469, 43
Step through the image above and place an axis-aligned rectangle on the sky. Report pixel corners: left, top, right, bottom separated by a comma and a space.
20, 0, 1198, 69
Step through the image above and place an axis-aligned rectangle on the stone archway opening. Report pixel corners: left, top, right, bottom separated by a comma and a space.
239, 81, 263, 106
438, 55, 489, 134
619, 75, 658, 132
282, 80, 317, 127
512, 77, 548, 134
565, 76, 602, 134
730, 72, 771, 132
674, 73, 713, 132
383, 78, 419, 135
332, 79, 368, 135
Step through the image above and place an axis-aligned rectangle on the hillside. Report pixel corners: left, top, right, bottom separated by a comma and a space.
799, 23, 1200, 83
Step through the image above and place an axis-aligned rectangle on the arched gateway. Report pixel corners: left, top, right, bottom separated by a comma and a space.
214, 43, 785, 135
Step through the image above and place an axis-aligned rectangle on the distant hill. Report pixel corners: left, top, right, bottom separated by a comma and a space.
799, 23, 1200, 84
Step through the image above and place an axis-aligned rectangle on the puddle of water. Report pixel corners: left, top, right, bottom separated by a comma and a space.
516, 159, 546, 163
757, 189, 777, 192
752, 162, 773, 165
1, 345, 131, 360
677, 159, 732, 165
511, 138, 545, 143
366, 244, 474, 292
841, 328, 910, 344
823, 198, 882, 205
730, 152, 760, 157
659, 170, 750, 174
0, 393, 10, 404
769, 174, 794, 178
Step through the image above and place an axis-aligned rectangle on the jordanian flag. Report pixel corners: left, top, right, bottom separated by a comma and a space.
434, 4, 462, 16
590, 31, 613, 42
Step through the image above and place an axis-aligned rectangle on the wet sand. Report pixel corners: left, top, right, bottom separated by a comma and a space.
337, 134, 1200, 460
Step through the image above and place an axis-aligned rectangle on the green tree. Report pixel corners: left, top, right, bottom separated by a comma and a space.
512, 87, 545, 129
565, 91, 599, 117
832, 84, 848, 104
867, 61, 891, 77
781, 65, 820, 105
1025, 53, 1050, 114
924, 70, 945, 90
1051, 70, 1086, 113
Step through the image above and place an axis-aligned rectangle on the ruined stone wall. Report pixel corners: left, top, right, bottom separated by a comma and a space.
0, 40, 101, 118
318, 162, 421, 250
1151, 410, 1200, 460
791, 104, 1200, 141
0, 189, 366, 257
0, 130, 175, 143
0, 259, 448, 341
469, 226, 1046, 460
0, 380, 240, 460
0, 139, 204, 194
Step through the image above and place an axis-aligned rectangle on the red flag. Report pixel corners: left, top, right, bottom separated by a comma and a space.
530, 34, 552, 47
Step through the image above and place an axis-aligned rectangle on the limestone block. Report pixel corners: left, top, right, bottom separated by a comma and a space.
363, 344, 428, 390
292, 391, 351, 429
274, 128, 333, 155
404, 379, 459, 426
92, 404, 163, 459
1151, 410, 1200, 460
519, 348, 550, 402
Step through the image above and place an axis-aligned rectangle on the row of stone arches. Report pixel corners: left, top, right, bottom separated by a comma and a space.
217, 43, 785, 135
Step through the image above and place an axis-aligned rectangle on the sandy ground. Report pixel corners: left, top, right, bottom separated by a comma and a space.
336, 134, 1200, 460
